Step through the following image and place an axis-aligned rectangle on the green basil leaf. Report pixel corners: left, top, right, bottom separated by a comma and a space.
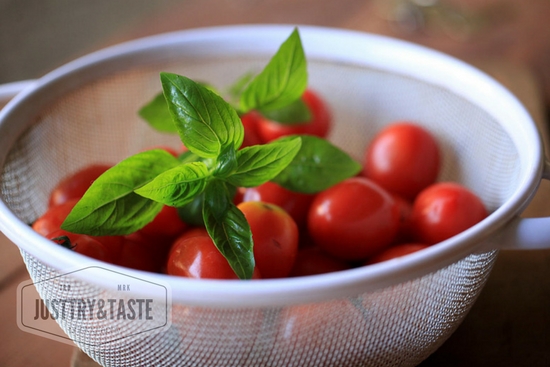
61, 150, 180, 235
177, 192, 205, 227
178, 150, 202, 163
227, 71, 255, 107
226, 136, 302, 188
240, 28, 308, 113
202, 180, 254, 280
138, 92, 177, 133
260, 97, 311, 124
272, 135, 362, 193
134, 161, 210, 207
161, 72, 244, 158
213, 144, 238, 178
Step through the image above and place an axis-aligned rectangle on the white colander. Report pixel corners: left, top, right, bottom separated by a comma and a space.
1, 25, 549, 367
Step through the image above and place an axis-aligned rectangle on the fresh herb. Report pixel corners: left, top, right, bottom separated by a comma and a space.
62, 28, 361, 279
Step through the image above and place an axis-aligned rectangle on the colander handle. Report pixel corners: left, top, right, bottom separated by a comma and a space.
493, 161, 550, 251
496, 217, 550, 250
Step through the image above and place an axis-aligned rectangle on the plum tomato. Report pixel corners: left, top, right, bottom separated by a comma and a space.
240, 111, 263, 148
363, 122, 440, 200
166, 230, 261, 279
410, 182, 488, 244
256, 89, 332, 143
139, 205, 187, 239
48, 229, 114, 263
242, 181, 315, 227
366, 243, 429, 265
237, 201, 299, 278
289, 246, 350, 277
48, 164, 111, 207
307, 177, 400, 261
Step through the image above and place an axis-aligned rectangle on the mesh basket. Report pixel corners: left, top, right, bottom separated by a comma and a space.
0, 25, 543, 367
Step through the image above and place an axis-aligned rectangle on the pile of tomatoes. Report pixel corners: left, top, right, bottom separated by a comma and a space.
32, 89, 488, 280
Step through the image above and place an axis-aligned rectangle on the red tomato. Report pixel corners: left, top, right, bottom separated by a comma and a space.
33, 199, 80, 236
33, 199, 124, 258
242, 181, 315, 227
139, 205, 187, 239
410, 182, 488, 244
392, 193, 414, 243
307, 177, 400, 261
363, 122, 440, 200
289, 246, 350, 277
116, 233, 166, 272
48, 164, 111, 207
237, 201, 299, 278
233, 187, 247, 206
166, 231, 261, 279
256, 89, 332, 143
48, 229, 114, 263
240, 111, 263, 148
366, 243, 429, 265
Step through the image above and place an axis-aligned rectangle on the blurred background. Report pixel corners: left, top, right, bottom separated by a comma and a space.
0, 1, 549, 366
2, 0, 550, 105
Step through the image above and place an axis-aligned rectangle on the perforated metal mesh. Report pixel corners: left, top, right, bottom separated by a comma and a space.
0, 28, 527, 366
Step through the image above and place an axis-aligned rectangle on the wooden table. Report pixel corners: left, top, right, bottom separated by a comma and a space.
1, 1, 549, 366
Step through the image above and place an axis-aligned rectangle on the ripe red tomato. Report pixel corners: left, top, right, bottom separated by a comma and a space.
240, 111, 263, 148
166, 230, 261, 279
48, 164, 111, 207
410, 182, 488, 244
48, 229, 115, 263
116, 232, 167, 272
289, 246, 350, 277
256, 89, 332, 143
242, 181, 314, 227
33, 199, 80, 236
33, 198, 124, 258
392, 193, 414, 243
366, 243, 429, 265
237, 201, 299, 278
363, 122, 440, 200
139, 204, 187, 239
307, 177, 400, 261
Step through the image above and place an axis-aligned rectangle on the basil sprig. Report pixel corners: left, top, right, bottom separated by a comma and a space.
62, 28, 362, 279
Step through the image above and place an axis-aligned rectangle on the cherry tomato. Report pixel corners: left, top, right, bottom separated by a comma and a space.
363, 122, 440, 200
233, 187, 247, 206
33, 199, 80, 236
166, 231, 261, 279
392, 193, 414, 243
240, 111, 263, 148
242, 181, 315, 227
33, 199, 124, 258
139, 205, 187, 239
289, 246, 350, 277
366, 243, 429, 265
256, 89, 332, 143
307, 177, 400, 261
48, 164, 111, 207
237, 201, 299, 278
410, 182, 488, 244
116, 232, 166, 272
48, 229, 114, 263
